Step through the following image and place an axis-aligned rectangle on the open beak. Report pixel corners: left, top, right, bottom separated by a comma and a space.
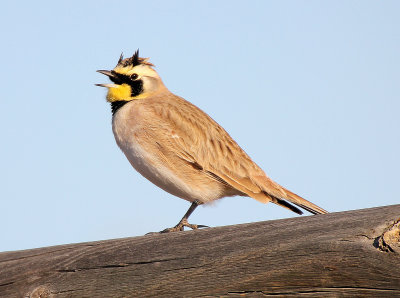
96, 70, 118, 88
95, 83, 118, 88
96, 70, 115, 78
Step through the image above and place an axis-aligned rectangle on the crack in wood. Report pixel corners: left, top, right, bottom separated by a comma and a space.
56, 257, 188, 273
50, 288, 85, 294
227, 287, 400, 296
0, 281, 14, 287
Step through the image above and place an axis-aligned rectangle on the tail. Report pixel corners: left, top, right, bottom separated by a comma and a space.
211, 169, 328, 215
251, 189, 327, 215
273, 188, 328, 215
251, 176, 328, 215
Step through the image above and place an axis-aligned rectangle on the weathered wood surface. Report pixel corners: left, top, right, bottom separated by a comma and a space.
0, 205, 399, 298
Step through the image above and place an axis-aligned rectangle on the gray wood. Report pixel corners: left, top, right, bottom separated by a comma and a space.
1, 205, 399, 298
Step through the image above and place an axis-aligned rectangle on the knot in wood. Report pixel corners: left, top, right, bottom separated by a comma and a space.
27, 285, 51, 298
382, 220, 400, 253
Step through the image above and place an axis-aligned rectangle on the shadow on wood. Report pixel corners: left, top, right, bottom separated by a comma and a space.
1, 205, 399, 297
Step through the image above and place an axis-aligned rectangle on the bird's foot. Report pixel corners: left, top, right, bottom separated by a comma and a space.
160, 218, 209, 233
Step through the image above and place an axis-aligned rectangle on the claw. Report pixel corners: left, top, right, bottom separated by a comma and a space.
160, 220, 209, 233
158, 201, 209, 233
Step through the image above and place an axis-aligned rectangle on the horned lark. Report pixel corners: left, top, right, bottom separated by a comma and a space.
97, 50, 328, 233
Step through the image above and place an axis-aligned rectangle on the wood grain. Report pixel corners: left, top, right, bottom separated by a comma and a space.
1, 205, 399, 297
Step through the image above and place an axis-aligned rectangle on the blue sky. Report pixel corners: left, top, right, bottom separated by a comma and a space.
1, 1, 399, 252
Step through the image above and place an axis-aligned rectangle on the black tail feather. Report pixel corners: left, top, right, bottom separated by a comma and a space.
273, 197, 303, 215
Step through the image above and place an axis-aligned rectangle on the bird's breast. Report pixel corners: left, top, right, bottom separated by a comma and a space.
111, 102, 209, 202
111, 103, 159, 180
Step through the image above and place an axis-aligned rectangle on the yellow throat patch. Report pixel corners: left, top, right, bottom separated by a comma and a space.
106, 84, 132, 102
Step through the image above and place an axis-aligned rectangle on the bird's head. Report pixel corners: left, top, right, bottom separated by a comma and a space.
96, 50, 165, 103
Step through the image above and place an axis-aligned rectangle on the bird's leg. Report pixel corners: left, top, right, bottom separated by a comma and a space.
161, 200, 209, 233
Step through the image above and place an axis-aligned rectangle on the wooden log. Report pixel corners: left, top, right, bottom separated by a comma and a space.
1, 204, 399, 297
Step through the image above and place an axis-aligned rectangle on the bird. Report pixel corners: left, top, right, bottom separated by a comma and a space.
96, 50, 328, 233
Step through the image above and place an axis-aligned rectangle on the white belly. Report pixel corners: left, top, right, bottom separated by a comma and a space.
111, 105, 203, 202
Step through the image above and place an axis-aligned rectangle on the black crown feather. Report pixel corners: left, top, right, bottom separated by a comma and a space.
117, 52, 124, 65
116, 49, 154, 67
131, 49, 140, 66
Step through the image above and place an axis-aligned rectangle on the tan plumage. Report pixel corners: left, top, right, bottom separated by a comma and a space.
97, 50, 327, 232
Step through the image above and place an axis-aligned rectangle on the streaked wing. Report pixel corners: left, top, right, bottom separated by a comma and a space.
145, 95, 269, 199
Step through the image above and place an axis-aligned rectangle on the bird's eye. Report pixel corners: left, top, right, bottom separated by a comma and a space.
130, 73, 139, 80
